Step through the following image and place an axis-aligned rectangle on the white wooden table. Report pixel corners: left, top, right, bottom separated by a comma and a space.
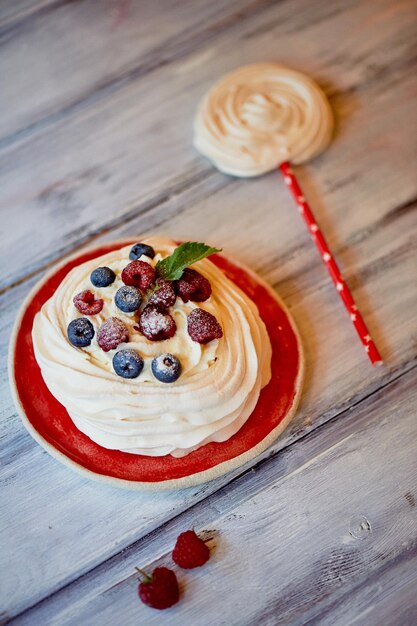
1, 1, 416, 624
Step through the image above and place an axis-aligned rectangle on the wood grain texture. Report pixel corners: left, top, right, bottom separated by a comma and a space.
1, 0, 416, 290
11, 369, 417, 626
1, 172, 415, 616
1, 0, 416, 623
0, 0, 60, 26
0, 0, 266, 139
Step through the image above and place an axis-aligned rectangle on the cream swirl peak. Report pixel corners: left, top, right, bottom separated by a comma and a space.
194, 63, 333, 177
32, 237, 272, 457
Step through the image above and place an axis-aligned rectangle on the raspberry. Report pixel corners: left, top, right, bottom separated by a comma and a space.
139, 305, 176, 342
187, 309, 223, 344
172, 530, 210, 569
175, 268, 211, 303
97, 317, 129, 352
137, 567, 179, 610
148, 279, 176, 310
73, 290, 103, 315
122, 260, 155, 290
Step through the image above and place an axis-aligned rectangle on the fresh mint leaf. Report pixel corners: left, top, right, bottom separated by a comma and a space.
155, 242, 221, 281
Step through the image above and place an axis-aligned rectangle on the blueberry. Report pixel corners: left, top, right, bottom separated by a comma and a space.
129, 243, 155, 260
151, 353, 182, 383
90, 266, 116, 287
114, 285, 142, 312
113, 349, 144, 379
67, 318, 95, 347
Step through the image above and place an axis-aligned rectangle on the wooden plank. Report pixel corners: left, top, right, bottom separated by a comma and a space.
315, 550, 417, 626
0, 0, 269, 140
0, 0, 58, 26
1, 0, 416, 290
1, 183, 415, 618
11, 367, 417, 625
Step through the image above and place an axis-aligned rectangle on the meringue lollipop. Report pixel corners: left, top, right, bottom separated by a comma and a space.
194, 63, 381, 364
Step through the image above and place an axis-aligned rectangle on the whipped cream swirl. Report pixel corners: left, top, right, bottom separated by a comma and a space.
32, 238, 272, 457
194, 63, 333, 177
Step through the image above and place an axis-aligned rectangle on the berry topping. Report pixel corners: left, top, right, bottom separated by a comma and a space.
97, 317, 129, 352
137, 567, 179, 610
139, 305, 176, 342
148, 279, 176, 310
67, 318, 95, 348
113, 349, 144, 379
122, 260, 155, 290
175, 268, 212, 303
73, 290, 104, 315
114, 286, 142, 313
90, 266, 116, 287
129, 242, 155, 260
151, 353, 182, 383
172, 530, 210, 569
187, 308, 223, 344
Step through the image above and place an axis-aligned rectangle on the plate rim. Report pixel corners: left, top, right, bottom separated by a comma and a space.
8, 239, 305, 491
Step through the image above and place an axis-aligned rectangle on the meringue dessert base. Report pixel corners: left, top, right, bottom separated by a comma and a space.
32, 237, 272, 458
194, 63, 333, 177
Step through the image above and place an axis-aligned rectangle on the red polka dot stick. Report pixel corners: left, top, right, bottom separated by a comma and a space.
279, 161, 382, 365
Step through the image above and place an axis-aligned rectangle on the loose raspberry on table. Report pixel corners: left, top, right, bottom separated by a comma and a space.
121, 260, 155, 290
97, 317, 129, 352
137, 566, 179, 610
73, 290, 104, 315
175, 268, 212, 303
148, 279, 176, 310
172, 530, 210, 569
187, 308, 223, 344
139, 305, 176, 342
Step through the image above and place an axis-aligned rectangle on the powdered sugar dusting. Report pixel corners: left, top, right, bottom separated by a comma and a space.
73, 290, 104, 315
187, 308, 223, 344
97, 317, 129, 352
139, 305, 177, 341
148, 279, 176, 309
151, 353, 182, 383
157, 355, 176, 374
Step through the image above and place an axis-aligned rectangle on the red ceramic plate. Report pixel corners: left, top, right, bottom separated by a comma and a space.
9, 241, 304, 490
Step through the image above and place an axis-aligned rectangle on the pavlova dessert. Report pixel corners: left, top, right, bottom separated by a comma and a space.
32, 238, 271, 457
